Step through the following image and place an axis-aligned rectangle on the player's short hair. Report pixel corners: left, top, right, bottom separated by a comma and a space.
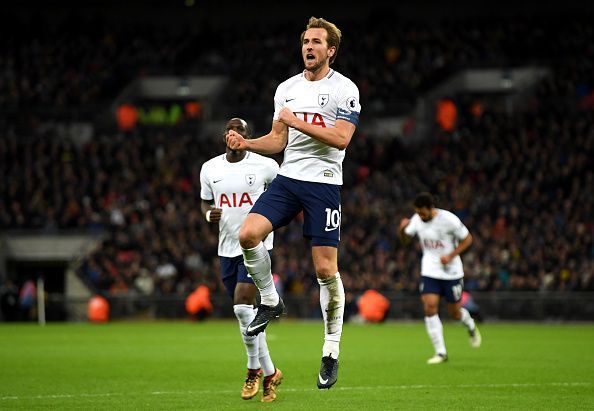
225, 117, 252, 139
414, 192, 435, 209
301, 16, 341, 64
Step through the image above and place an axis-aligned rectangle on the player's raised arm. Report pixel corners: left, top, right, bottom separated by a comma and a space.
399, 217, 413, 244
226, 121, 288, 155
278, 110, 356, 150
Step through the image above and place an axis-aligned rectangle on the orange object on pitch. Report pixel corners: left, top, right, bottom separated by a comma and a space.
358, 289, 390, 323
88, 295, 110, 323
185, 285, 213, 315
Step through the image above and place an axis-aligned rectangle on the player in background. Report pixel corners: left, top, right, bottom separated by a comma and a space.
200, 118, 282, 402
399, 192, 481, 364
226, 16, 361, 389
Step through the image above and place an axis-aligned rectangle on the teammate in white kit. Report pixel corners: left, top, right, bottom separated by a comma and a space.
200, 118, 283, 402
226, 17, 361, 389
399, 192, 482, 364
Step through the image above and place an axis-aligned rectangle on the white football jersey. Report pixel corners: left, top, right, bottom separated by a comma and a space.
200, 152, 279, 257
273, 69, 361, 185
404, 209, 470, 280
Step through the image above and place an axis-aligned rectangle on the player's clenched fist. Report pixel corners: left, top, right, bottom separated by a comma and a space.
278, 108, 297, 128
226, 129, 248, 150
206, 208, 223, 223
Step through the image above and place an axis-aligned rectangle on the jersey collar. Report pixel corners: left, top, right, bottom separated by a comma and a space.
301, 68, 335, 81
224, 151, 250, 164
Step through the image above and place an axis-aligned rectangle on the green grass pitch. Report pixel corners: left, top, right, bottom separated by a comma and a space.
1, 320, 593, 409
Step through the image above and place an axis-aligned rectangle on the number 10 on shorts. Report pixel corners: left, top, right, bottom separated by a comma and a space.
325, 207, 341, 232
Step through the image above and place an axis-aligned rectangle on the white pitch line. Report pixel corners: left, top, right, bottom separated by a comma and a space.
1, 382, 590, 401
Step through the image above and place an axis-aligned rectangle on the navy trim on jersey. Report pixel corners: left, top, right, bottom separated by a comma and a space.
337, 108, 360, 126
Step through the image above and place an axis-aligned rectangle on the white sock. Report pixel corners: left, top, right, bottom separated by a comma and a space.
459, 307, 476, 331
318, 272, 345, 359
234, 304, 260, 369
242, 243, 279, 306
425, 314, 447, 356
258, 331, 276, 377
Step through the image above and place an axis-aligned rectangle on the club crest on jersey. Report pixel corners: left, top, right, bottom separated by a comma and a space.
318, 94, 329, 107
245, 174, 256, 186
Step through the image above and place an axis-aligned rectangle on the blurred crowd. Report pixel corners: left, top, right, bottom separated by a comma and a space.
1, 104, 592, 298
1, 11, 593, 302
2, 11, 592, 125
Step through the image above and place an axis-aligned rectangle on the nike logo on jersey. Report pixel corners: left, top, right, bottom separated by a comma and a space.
318, 374, 329, 385
325, 306, 342, 313
325, 226, 339, 232
246, 323, 267, 334
213, 179, 223, 183
285, 98, 296, 102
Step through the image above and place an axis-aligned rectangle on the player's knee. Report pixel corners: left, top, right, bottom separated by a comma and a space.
315, 261, 338, 278
234, 295, 253, 306
238, 225, 260, 248
234, 283, 258, 305
424, 303, 438, 316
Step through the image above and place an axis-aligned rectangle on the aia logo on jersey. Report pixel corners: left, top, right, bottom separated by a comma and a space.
423, 239, 445, 249
296, 112, 326, 127
219, 193, 253, 208
245, 174, 255, 186
318, 94, 329, 107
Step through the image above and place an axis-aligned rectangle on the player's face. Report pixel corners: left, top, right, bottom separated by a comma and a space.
302, 28, 334, 71
223, 119, 250, 150
416, 207, 434, 222
224, 120, 249, 148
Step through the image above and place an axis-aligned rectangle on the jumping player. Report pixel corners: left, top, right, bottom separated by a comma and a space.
226, 17, 361, 389
200, 118, 282, 402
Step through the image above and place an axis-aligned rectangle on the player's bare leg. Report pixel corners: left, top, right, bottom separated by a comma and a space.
423, 293, 448, 364
239, 214, 284, 336
448, 302, 481, 348
313, 246, 344, 389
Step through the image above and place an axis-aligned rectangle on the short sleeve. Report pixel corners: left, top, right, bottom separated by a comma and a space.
272, 84, 285, 121
451, 216, 470, 240
199, 164, 213, 201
